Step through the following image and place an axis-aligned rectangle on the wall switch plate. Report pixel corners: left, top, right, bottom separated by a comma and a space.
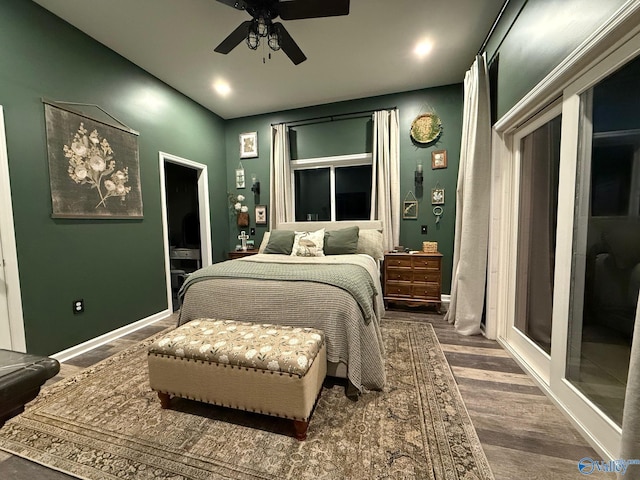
421, 225, 428, 235
73, 299, 84, 314
250, 227, 256, 236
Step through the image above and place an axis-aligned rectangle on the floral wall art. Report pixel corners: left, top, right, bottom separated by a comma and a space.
45, 103, 143, 218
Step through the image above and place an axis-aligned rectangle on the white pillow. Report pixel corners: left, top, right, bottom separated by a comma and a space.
356, 229, 384, 260
291, 229, 325, 257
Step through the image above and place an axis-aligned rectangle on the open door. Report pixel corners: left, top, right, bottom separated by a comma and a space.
158, 152, 212, 312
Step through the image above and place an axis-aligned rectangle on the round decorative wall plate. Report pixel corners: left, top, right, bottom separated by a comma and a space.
410, 113, 442, 144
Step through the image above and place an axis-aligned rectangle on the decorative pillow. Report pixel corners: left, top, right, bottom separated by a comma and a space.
324, 226, 359, 255
356, 229, 384, 260
291, 229, 325, 257
263, 230, 295, 255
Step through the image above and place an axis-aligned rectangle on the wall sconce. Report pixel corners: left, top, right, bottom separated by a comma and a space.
415, 162, 423, 187
251, 174, 260, 195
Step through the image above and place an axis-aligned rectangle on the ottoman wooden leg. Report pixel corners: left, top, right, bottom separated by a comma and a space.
157, 392, 171, 409
293, 420, 309, 441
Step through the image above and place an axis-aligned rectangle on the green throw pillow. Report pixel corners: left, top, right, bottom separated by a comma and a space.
324, 226, 360, 255
264, 230, 295, 255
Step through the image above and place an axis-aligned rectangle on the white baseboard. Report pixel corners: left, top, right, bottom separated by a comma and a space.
441, 294, 451, 313
52, 308, 172, 363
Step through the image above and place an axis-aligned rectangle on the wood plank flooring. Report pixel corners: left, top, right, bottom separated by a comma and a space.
0, 310, 612, 479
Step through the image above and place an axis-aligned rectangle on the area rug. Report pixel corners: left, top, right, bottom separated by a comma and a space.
0, 320, 494, 480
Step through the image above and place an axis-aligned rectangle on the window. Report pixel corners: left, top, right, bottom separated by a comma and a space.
291, 153, 372, 221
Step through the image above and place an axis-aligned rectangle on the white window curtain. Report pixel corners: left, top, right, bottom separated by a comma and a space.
371, 109, 400, 251
269, 124, 293, 229
444, 54, 492, 336
619, 299, 640, 479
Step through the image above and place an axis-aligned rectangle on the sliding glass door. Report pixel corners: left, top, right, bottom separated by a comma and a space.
496, 29, 640, 458
565, 53, 640, 428
503, 105, 562, 386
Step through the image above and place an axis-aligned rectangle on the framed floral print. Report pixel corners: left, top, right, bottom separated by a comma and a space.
239, 131, 258, 158
431, 187, 445, 205
44, 102, 143, 219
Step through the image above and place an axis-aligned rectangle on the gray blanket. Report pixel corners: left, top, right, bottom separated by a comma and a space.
179, 260, 377, 324
177, 254, 386, 392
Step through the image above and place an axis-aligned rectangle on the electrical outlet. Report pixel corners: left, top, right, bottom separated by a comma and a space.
250, 227, 256, 236
73, 299, 84, 314
421, 225, 428, 235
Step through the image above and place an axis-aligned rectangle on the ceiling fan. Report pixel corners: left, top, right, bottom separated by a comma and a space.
214, 0, 350, 65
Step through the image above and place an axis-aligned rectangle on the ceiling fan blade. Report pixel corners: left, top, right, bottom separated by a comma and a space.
214, 20, 252, 54
274, 23, 306, 65
215, 0, 247, 11
279, 0, 350, 20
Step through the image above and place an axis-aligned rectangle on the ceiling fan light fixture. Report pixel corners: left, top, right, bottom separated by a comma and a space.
215, 0, 351, 65
267, 25, 280, 51
257, 16, 268, 37
246, 22, 260, 50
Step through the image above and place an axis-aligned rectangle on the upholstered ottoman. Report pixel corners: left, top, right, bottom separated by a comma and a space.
147, 318, 326, 440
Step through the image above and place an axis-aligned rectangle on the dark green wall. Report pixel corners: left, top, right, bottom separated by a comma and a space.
1, 1, 228, 355
488, 0, 627, 119
224, 85, 463, 293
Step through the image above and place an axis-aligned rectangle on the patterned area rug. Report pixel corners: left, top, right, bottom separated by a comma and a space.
0, 320, 494, 480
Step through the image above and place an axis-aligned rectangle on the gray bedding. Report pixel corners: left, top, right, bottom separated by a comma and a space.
177, 254, 386, 392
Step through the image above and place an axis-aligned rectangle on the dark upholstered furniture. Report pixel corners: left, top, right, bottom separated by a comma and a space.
0, 349, 60, 427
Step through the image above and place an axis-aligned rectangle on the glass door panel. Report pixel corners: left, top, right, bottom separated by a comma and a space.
566, 54, 640, 426
514, 115, 562, 355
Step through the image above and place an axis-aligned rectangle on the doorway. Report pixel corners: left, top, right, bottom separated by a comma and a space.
159, 152, 212, 312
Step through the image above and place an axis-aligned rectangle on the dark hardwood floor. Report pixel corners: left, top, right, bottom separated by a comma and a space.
0, 309, 611, 479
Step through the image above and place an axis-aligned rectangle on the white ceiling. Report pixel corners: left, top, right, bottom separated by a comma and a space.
33, 0, 505, 119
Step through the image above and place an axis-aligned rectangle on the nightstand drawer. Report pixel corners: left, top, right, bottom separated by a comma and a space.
385, 283, 413, 297
385, 256, 413, 268
386, 269, 413, 282
412, 258, 441, 270
412, 284, 441, 299
413, 271, 440, 283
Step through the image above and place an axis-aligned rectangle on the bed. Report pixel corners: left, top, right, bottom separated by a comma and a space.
177, 221, 386, 394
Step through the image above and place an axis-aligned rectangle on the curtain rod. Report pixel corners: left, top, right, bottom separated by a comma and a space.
477, 0, 515, 56
271, 106, 397, 128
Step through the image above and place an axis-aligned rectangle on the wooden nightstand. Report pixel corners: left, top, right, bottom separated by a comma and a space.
228, 249, 258, 259
383, 251, 442, 311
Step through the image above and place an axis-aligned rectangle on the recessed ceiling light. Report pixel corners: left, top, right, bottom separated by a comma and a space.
414, 40, 433, 58
213, 80, 231, 97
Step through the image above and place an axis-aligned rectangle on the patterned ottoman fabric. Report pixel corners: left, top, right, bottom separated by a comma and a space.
149, 318, 325, 377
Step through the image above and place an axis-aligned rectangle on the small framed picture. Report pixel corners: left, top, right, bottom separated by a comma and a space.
431, 188, 445, 205
255, 204, 267, 225
432, 150, 447, 169
235, 168, 245, 188
403, 200, 418, 219
239, 131, 258, 158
